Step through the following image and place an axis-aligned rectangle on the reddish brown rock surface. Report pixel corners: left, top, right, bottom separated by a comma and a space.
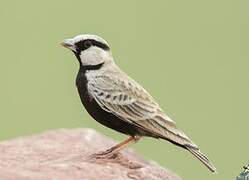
0, 128, 181, 180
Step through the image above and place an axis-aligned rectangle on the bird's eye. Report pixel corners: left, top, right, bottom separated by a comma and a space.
84, 40, 92, 48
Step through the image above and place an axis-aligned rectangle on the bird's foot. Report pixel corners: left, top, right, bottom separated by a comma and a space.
89, 148, 119, 159
88, 150, 143, 169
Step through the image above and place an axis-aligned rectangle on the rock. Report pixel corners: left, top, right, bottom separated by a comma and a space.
0, 128, 181, 180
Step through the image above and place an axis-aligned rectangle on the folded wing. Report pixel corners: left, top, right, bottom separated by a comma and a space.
87, 73, 196, 148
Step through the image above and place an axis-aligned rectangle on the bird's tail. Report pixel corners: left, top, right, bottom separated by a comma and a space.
185, 145, 217, 173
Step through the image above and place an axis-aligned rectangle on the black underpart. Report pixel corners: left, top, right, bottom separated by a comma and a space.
76, 65, 150, 137
75, 63, 188, 150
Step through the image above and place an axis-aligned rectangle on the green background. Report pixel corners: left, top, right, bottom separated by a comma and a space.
0, 0, 248, 179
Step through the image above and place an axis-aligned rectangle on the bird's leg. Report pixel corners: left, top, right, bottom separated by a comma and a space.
92, 135, 141, 157
104, 135, 141, 154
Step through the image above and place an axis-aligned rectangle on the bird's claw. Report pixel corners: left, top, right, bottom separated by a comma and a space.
89, 149, 118, 159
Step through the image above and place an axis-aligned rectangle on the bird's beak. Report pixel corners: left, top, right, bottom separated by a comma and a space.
60, 39, 76, 52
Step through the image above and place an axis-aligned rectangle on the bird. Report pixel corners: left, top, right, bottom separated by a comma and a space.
61, 34, 216, 173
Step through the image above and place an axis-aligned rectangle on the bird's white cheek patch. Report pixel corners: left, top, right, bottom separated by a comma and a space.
80, 47, 105, 66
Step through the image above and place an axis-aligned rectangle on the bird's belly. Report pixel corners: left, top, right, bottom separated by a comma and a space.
77, 87, 141, 136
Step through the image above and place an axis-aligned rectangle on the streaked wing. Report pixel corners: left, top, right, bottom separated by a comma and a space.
88, 72, 196, 147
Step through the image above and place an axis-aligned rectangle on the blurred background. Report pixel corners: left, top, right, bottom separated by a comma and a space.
0, 0, 248, 179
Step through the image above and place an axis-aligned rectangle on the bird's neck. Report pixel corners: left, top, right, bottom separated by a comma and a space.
80, 62, 105, 71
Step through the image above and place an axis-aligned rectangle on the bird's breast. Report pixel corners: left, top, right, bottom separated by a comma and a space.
76, 70, 100, 118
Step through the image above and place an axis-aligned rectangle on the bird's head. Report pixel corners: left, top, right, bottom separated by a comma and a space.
61, 34, 112, 68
